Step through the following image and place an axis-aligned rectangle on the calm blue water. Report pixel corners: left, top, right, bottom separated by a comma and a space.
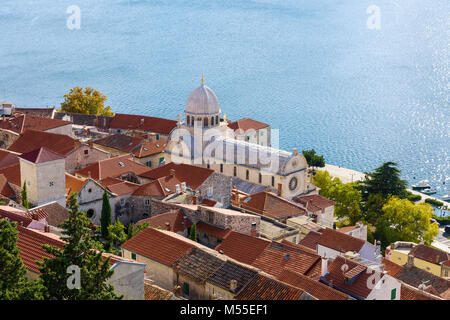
0, 0, 449, 196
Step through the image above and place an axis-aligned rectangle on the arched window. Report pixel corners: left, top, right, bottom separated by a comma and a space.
191, 117, 194, 126
187, 115, 190, 125
216, 116, 219, 125
211, 117, 214, 126
203, 117, 208, 127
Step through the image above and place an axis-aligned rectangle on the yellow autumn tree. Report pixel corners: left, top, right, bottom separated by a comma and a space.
60, 87, 114, 116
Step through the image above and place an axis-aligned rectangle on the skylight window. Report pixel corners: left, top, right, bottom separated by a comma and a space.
118, 162, 124, 166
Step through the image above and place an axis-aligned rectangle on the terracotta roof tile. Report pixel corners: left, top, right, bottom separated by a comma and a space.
317, 228, 366, 253
0, 149, 20, 169
0, 163, 21, 186
278, 269, 348, 300
236, 274, 304, 300
133, 139, 167, 158
0, 173, 15, 197
0, 206, 32, 226
132, 175, 181, 197
215, 231, 271, 265
298, 230, 322, 250
139, 162, 214, 190
227, 118, 270, 132
137, 209, 191, 233
0, 114, 70, 134
381, 258, 403, 277
280, 239, 318, 255
207, 260, 258, 294
14, 107, 55, 118
241, 190, 306, 220
396, 265, 450, 296
121, 228, 193, 266
93, 134, 145, 154
110, 113, 177, 135
196, 221, 232, 239
144, 283, 174, 300
19, 147, 65, 164
400, 283, 440, 300
293, 194, 335, 212
105, 180, 140, 196
409, 244, 450, 265
65, 173, 87, 200
74, 154, 149, 181
28, 202, 69, 227
8, 129, 78, 156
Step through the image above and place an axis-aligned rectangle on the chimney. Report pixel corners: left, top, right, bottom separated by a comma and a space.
170, 169, 176, 177
435, 255, 441, 264
277, 183, 282, 197
88, 171, 91, 179
165, 222, 170, 231
44, 225, 50, 233
230, 280, 238, 292
321, 257, 329, 277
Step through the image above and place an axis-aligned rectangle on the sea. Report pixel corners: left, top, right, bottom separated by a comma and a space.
0, 0, 449, 197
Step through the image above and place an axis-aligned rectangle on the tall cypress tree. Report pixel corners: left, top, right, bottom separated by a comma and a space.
100, 189, 112, 240
0, 220, 44, 299
38, 193, 122, 300
189, 223, 197, 242
21, 181, 30, 209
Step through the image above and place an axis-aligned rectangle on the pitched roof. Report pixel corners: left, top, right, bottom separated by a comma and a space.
139, 162, 214, 190
8, 129, 78, 156
0, 163, 21, 186
137, 209, 191, 233
74, 154, 150, 181
0, 173, 15, 197
251, 243, 321, 278
293, 194, 336, 212
27, 202, 69, 228
227, 118, 270, 132
144, 283, 174, 300
278, 269, 349, 300
174, 247, 226, 283
93, 134, 145, 153
381, 258, 403, 277
196, 221, 232, 239
396, 264, 450, 298
19, 147, 65, 164
121, 227, 194, 266
110, 113, 177, 135
14, 107, 55, 118
240, 190, 306, 220
298, 230, 322, 251
132, 175, 181, 197
317, 228, 366, 253
280, 239, 318, 255
322, 256, 382, 299
215, 231, 271, 265
0, 206, 32, 226
207, 260, 258, 294
400, 283, 440, 300
133, 139, 167, 158
65, 173, 87, 200
0, 149, 20, 169
0, 114, 70, 134
236, 274, 304, 300
104, 180, 140, 196
17, 225, 65, 273
409, 244, 450, 265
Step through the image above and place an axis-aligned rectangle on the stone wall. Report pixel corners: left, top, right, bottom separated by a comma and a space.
196, 172, 232, 207
65, 144, 110, 173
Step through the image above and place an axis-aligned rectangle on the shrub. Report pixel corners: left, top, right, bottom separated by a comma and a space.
425, 198, 444, 207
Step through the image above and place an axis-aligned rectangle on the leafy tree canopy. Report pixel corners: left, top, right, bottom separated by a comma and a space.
302, 149, 325, 168
60, 87, 114, 116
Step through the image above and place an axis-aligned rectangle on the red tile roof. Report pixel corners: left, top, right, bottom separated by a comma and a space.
0, 173, 15, 197
236, 274, 304, 300
322, 256, 382, 299
19, 147, 65, 164
0, 114, 70, 134
381, 258, 403, 277
121, 227, 194, 266
110, 113, 177, 135
215, 231, 271, 265
74, 154, 150, 181
240, 190, 306, 220
27, 202, 69, 227
293, 194, 335, 212
317, 228, 366, 253
251, 244, 321, 278
133, 139, 167, 158
409, 244, 450, 265
8, 129, 78, 156
196, 221, 232, 239
278, 269, 348, 300
65, 173, 87, 200
132, 175, 181, 197
139, 162, 214, 190
137, 209, 191, 233
400, 283, 439, 300
0, 163, 21, 186
0, 149, 20, 169
0, 206, 32, 226
93, 134, 145, 154
227, 118, 269, 132
280, 239, 317, 255
298, 230, 322, 251
16, 225, 65, 273
106, 180, 140, 195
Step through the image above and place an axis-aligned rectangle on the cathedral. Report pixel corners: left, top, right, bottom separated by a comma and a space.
165, 77, 315, 200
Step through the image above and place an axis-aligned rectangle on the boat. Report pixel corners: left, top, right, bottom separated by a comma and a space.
421, 188, 437, 195
442, 194, 450, 202
412, 180, 431, 190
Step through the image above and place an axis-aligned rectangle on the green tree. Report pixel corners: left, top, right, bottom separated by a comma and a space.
375, 197, 439, 249
361, 193, 386, 225
302, 149, 325, 169
189, 223, 197, 242
359, 162, 408, 201
38, 193, 122, 300
100, 189, 112, 240
126, 222, 150, 240
0, 220, 44, 299
313, 171, 362, 225
21, 181, 30, 209
60, 87, 114, 116
108, 219, 127, 247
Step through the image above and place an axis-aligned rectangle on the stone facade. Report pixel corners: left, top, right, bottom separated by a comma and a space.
65, 143, 110, 173
0, 128, 19, 149
196, 172, 232, 208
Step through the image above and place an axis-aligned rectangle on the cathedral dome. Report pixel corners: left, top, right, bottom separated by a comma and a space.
185, 83, 220, 116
